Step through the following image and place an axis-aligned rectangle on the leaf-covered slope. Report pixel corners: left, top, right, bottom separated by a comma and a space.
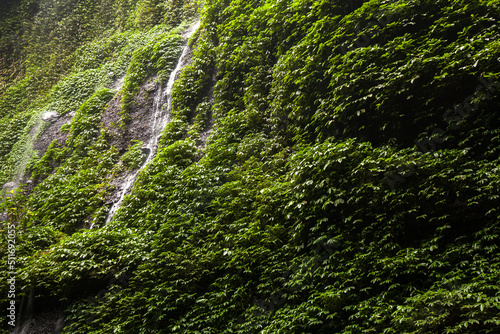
1, 0, 500, 333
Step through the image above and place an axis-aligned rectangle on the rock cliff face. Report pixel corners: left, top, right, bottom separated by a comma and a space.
1, 0, 500, 333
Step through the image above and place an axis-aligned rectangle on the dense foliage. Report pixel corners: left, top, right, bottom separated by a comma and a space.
1, 0, 500, 333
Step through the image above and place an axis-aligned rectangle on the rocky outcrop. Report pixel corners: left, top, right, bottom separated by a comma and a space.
41, 111, 60, 123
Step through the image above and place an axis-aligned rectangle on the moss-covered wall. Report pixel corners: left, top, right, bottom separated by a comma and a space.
1, 0, 500, 333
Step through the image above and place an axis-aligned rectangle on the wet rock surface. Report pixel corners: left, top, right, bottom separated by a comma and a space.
12, 312, 65, 334
41, 112, 60, 123
33, 112, 73, 157
101, 80, 158, 153
2, 181, 17, 191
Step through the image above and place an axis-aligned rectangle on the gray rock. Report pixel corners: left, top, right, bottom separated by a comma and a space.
2, 182, 16, 191
41, 111, 60, 123
144, 82, 156, 92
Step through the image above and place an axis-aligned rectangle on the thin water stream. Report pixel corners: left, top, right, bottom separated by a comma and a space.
101, 22, 199, 226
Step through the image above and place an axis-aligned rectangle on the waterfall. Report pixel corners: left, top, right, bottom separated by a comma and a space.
101, 22, 199, 226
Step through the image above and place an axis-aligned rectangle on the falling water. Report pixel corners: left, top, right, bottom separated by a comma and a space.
101, 22, 199, 225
